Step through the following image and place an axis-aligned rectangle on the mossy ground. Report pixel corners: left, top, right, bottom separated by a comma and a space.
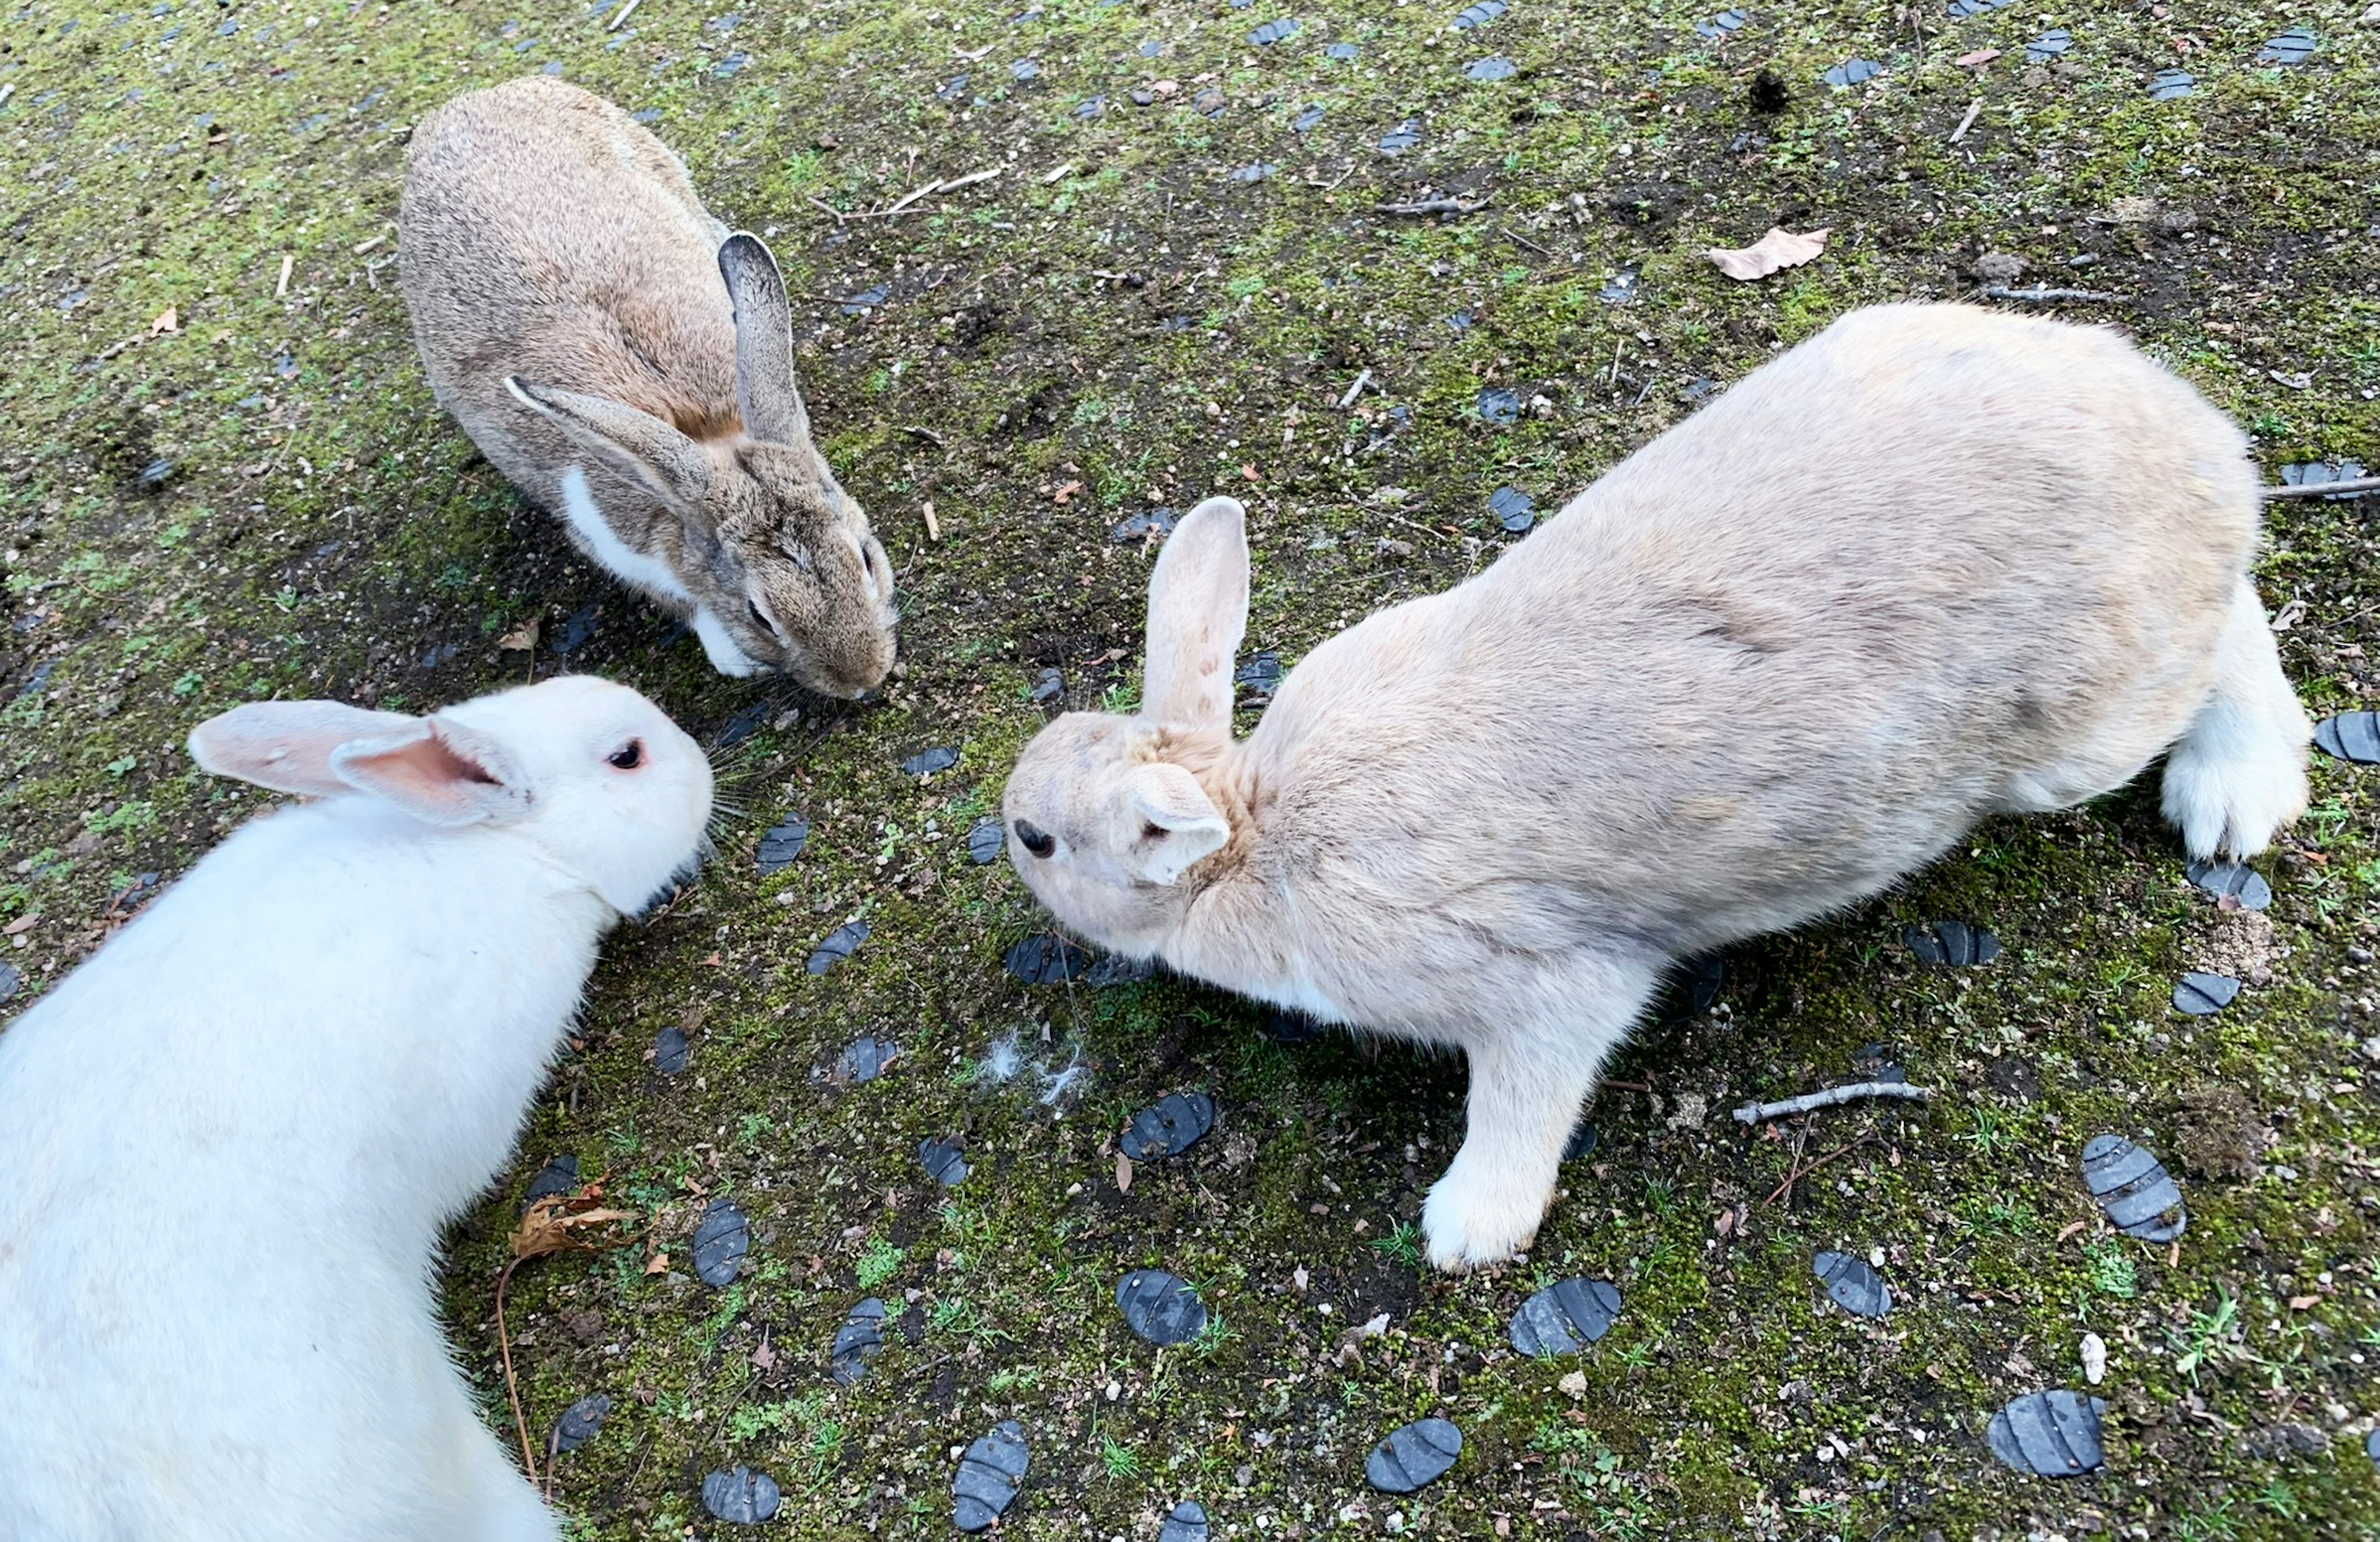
6, 0, 2380, 1535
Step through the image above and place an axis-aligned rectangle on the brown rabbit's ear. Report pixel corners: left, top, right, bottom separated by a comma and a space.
1121, 762, 1231, 886
1140, 496, 1250, 734
717, 232, 814, 448
329, 716, 531, 828
506, 377, 714, 512
188, 701, 423, 797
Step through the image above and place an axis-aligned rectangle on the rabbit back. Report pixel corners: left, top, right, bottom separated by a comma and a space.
0, 802, 588, 1540
1246, 304, 2255, 957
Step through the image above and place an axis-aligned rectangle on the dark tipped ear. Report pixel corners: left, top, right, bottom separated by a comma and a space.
506, 377, 714, 511
328, 716, 531, 828
1141, 496, 1251, 734
717, 232, 814, 447
188, 701, 423, 796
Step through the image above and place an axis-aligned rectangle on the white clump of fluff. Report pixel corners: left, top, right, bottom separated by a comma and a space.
1036, 1045, 1090, 1107
974, 1031, 1026, 1086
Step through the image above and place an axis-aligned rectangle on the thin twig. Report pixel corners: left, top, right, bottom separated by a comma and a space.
1337, 368, 1372, 410
1949, 97, 1983, 144
606, 0, 641, 30
1732, 1081, 1935, 1125
806, 195, 846, 224
1766, 1133, 1875, 1205
496, 1258, 540, 1488
901, 424, 948, 446
1982, 284, 2120, 303
2263, 475, 2380, 501
1375, 196, 1488, 216
1502, 226, 1553, 257
1774, 1120, 1811, 1207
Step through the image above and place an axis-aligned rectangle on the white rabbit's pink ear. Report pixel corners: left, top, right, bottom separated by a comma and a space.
1141, 496, 1250, 733
187, 701, 423, 797
1121, 762, 1230, 886
329, 716, 532, 828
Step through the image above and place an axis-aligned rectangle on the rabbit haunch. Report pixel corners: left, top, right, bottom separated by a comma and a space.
0, 676, 713, 1542
398, 74, 897, 695
1002, 303, 2309, 1272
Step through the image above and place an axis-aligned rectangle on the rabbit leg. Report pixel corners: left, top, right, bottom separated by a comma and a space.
2159, 578, 2311, 859
1422, 962, 1661, 1271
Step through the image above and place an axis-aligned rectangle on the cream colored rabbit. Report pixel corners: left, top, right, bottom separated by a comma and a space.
1001, 303, 2308, 1271
399, 75, 897, 695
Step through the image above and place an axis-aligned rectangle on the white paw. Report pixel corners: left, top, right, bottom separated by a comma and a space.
1420, 1159, 1549, 1272
2162, 727, 2306, 859
692, 607, 768, 677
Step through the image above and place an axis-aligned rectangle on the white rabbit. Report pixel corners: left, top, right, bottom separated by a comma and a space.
399, 74, 898, 694
1000, 303, 2309, 1271
0, 675, 713, 1542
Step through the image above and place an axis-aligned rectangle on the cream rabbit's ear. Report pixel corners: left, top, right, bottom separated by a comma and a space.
1140, 496, 1250, 734
506, 376, 714, 513
1119, 762, 1230, 886
188, 701, 423, 797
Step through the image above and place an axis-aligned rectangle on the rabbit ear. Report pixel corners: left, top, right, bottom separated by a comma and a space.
329, 716, 532, 828
188, 701, 424, 796
718, 232, 814, 448
1141, 496, 1250, 733
506, 377, 714, 513
1121, 762, 1230, 885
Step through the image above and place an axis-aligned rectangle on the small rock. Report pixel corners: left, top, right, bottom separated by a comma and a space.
1229, 163, 1277, 183
1378, 120, 1421, 152
1247, 17, 1299, 44
1365, 1418, 1462, 1493
1451, 0, 1505, 28
1121, 1091, 1217, 1160
1693, 8, 1746, 38
831, 1297, 887, 1385
1117, 1269, 1209, 1345
806, 920, 870, 974
1904, 919, 1999, 966
2172, 971, 2241, 1015
1986, 1390, 2107, 1478
953, 1421, 1029, 1532
2368, 1428, 2380, 1471
839, 284, 891, 315
1113, 507, 1181, 543
902, 745, 959, 777
1011, 58, 1039, 81
2185, 858, 2273, 910
755, 815, 810, 873
653, 1025, 691, 1075
1463, 55, 1517, 81
2081, 1134, 2187, 1242
967, 816, 1005, 863
1478, 387, 1522, 425
2360, 1036, 2380, 1065
1324, 42, 1359, 59
2254, 26, 2316, 66
524, 1154, 581, 1209
1509, 1277, 1622, 1355
1561, 1120, 1599, 1161
2148, 66, 2194, 99
553, 1392, 613, 1454
2314, 711, 2380, 764
2080, 1331, 2106, 1386
1813, 1250, 1893, 1318
1488, 486, 1535, 532
702, 1465, 782, 1524
1973, 252, 2027, 283
1292, 104, 1326, 131
2281, 462, 2371, 503
691, 1199, 751, 1287
2024, 27, 2071, 59
1823, 58, 1882, 87
1083, 952, 1158, 985
920, 1136, 971, 1187
1557, 1369, 1588, 1399
1597, 267, 1639, 304
1006, 932, 1092, 983
1235, 651, 1284, 700
841, 1035, 896, 1083
1159, 1500, 1210, 1542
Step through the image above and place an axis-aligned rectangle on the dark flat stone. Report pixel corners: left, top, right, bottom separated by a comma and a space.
691, 1199, 750, 1287
2281, 460, 2369, 501
1561, 1119, 1599, 1161
1248, 17, 1299, 43
524, 1154, 580, 1209
1117, 1269, 1209, 1345
2149, 67, 2194, 99
1509, 1277, 1622, 1355
842, 1035, 896, 1083
2314, 712, 2380, 764
1823, 58, 1882, 86
938, 74, 969, 101
831, 1297, 887, 1385
756, 816, 810, 873
2255, 26, 2314, 66
1160, 1499, 1210, 1542
1230, 163, 1277, 183
1121, 1091, 1216, 1160
1986, 1390, 2107, 1478
1598, 267, 1639, 304
1904, 919, 1999, 967
1814, 1250, 1892, 1318
1006, 933, 1092, 984
807, 920, 870, 974
1325, 40, 1359, 58
1378, 120, 1420, 152
967, 816, 1005, 863
1083, 953, 1158, 985
1074, 94, 1105, 118
1365, 1417, 1462, 1492
2025, 27, 2071, 59
1113, 507, 1180, 542
1452, 0, 1505, 28
713, 701, 770, 749
1029, 667, 1064, 705
1011, 58, 1039, 80
1478, 387, 1521, 425
553, 1392, 612, 1453
1235, 651, 1282, 698
953, 1420, 1029, 1531
1488, 485, 1535, 532
702, 1465, 782, 1523
1292, 104, 1325, 130
2173, 971, 2240, 1015
920, 1135, 971, 1187
1945, 0, 2012, 12
554, 606, 598, 655
839, 283, 891, 314
2082, 1134, 2187, 1242
1654, 954, 1723, 1026
902, 745, 959, 777
1693, 7, 1745, 37
1464, 54, 1516, 81
2185, 858, 2273, 909
2368, 1428, 2380, 1469
653, 1026, 690, 1075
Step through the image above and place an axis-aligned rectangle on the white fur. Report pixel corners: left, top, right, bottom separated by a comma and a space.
2160, 579, 2312, 858
0, 676, 713, 1542
692, 606, 766, 677
558, 464, 692, 607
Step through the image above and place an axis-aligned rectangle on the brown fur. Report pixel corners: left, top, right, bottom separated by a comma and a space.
397, 75, 896, 695
1003, 304, 2310, 1269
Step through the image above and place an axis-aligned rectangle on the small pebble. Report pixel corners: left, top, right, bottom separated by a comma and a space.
756, 816, 810, 873
902, 745, 960, 777
2148, 66, 2194, 99
1813, 1250, 1892, 1318
1121, 1091, 1217, 1160
2080, 1331, 2107, 1386
2368, 1428, 2380, 1471
1159, 1499, 1210, 1542
1247, 17, 1299, 44
1229, 163, 1277, 183
1561, 1119, 1599, 1161
2184, 858, 2273, 910
831, 1297, 887, 1385
1378, 120, 1421, 152
839, 284, 891, 314
0, 960, 19, 1003
1488, 486, 1535, 532
553, 1392, 612, 1454
842, 1035, 896, 1083
1986, 1390, 2107, 1478
1113, 507, 1181, 542
2314, 711, 2380, 765
691, 1199, 750, 1287
2081, 1134, 2187, 1243
1598, 267, 1639, 304
953, 1421, 1029, 1531
2024, 27, 2071, 59
1903, 919, 1999, 966
1011, 58, 1039, 81
1029, 667, 1064, 705
653, 1025, 690, 1075
702, 1465, 782, 1524
1509, 1278, 1622, 1355
2254, 25, 2316, 66
1324, 41, 1359, 58
2172, 971, 2240, 1015
1823, 58, 1882, 87
1117, 1269, 1209, 1345
1463, 55, 1517, 81
1365, 1417, 1462, 1493
1693, 8, 1746, 38
2281, 461, 2370, 502
806, 920, 870, 975
1006, 932, 1092, 984
967, 816, 1005, 864
524, 1154, 581, 1209
1292, 104, 1326, 131
1235, 652, 1283, 698
920, 1135, 971, 1187
1478, 387, 1522, 425
1451, 0, 1506, 29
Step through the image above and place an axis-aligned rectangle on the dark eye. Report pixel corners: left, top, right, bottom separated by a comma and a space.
1014, 819, 1056, 859
746, 600, 779, 638
607, 739, 644, 770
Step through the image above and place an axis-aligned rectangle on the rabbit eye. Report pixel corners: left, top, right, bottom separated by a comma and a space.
1014, 820, 1056, 859
607, 739, 645, 770
745, 600, 785, 641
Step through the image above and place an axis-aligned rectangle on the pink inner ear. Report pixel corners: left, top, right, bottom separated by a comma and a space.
332, 727, 520, 827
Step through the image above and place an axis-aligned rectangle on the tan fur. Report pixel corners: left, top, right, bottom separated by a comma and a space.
1002, 304, 2310, 1271
397, 75, 897, 695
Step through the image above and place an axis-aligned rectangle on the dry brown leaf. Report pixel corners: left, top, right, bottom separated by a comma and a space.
2288, 1294, 2320, 1310
3, 912, 40, 936
497, 617, 540, 651
1703, 226, 1831, 282
508, 1189, 637, 1261
149, 306, 178, 337
1955, 47, 2001, 66
1115, 1153, 1134, 1194
643, 1251, 671, 1275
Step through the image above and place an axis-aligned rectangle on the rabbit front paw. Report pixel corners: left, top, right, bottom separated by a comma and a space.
1421, 1160, 1548, 1272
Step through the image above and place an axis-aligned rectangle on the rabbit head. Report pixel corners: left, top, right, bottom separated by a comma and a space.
1003, 497, 1250, 958
506, 234, 897, 698
188, 675, 713, 915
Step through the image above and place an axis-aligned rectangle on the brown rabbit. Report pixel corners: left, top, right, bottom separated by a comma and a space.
1001, 303, 2309, 1271
399, 75, 897, 695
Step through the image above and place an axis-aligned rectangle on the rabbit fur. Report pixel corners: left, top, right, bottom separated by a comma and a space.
0, 676, 713, 1541
399, 74, 897, 695
1001, 302, 2310, 1271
